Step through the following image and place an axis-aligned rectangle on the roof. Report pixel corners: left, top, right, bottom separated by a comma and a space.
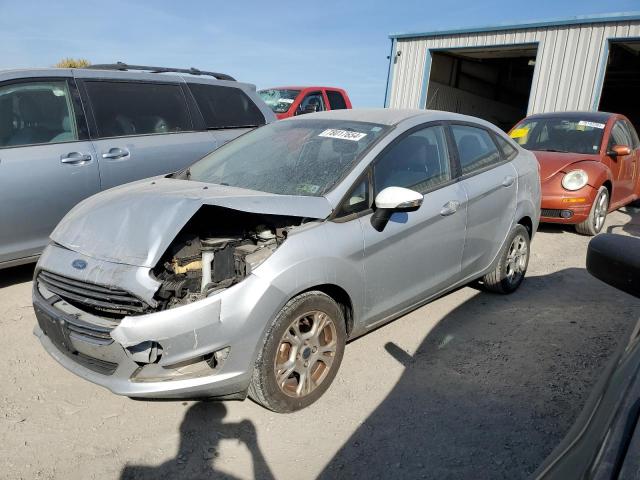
284, 108, 494, 127
524, 111, 615, 122
389, 11, 640, 39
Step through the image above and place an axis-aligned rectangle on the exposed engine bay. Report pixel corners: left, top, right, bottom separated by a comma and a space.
151, 206, 303, 311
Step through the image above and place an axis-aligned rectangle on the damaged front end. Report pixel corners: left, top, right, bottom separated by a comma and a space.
33, 200, 318, 399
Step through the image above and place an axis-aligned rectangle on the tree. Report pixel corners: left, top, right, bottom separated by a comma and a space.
54, 58, 91, 68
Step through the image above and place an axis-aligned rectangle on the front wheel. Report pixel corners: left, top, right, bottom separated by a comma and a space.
248, 291, 346, 413
576, 186, 609, 236
482, 224, 530, 294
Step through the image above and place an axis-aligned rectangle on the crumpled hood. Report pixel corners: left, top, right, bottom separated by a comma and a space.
532, 151, 601, 181
51, 177, 333, 267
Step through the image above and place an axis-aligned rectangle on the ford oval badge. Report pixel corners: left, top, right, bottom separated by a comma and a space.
72, 259, 87, 270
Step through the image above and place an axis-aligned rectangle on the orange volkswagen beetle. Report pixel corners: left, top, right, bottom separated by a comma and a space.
510, 112, 640, 235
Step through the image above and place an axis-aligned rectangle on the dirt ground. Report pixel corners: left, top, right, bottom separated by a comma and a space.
1, 208, 639, 480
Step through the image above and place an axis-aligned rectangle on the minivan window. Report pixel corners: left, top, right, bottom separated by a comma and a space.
0, 81, 77, 148
451, 125, 502, 175
85, 81, 192, 138
189, 84, 265, 129
326, 91, 347, 110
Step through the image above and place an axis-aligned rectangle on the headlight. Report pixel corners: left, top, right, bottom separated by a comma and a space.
561, 170, 589, 191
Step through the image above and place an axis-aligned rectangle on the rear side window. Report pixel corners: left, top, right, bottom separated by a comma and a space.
326, 91, 347, 110
188, 84, 265, 129
451, 125, 502, 175
494, 134, 518, 160
85, 81, 192, 138
0, 80, 78, 148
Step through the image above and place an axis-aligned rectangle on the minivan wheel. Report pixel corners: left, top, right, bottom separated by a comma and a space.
576, 186, 609, 236
482, 224, 530, 294
248, 291, 346, 413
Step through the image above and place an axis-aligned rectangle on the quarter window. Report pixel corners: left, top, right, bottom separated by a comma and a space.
85, 81, 192, 138
0, 80, 78, 148
189, 84, 266, 128
494, 133, 518, 160
374, 125, 451, 194
326, 91, 347, 110
336, 177, 369, 217
451, 125, 502, 175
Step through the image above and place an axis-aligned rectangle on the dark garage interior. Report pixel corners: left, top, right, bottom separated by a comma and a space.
599, 40, 640, 132
425, 45, 537, 131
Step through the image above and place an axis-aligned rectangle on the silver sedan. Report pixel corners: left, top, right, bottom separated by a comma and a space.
33, 109, 541, 412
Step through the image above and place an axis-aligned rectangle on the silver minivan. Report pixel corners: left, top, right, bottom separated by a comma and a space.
0, 63, 275, 269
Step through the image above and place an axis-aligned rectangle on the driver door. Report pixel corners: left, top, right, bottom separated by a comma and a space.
356, 124, 467, 326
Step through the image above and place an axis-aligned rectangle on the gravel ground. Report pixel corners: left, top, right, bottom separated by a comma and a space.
1, 208, 639, 480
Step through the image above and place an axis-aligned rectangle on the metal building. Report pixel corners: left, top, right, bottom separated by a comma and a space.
384, 12, 640, 131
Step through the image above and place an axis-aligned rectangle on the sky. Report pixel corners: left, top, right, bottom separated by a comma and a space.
0, 0, 638, 107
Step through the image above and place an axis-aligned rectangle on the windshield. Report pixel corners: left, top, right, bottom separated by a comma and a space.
510, 117, 606, 154
258, 89, 301, 113
186, 119, 389, 196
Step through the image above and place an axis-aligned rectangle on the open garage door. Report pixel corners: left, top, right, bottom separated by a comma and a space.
598, 40, 640, 133
425, 45, 537, 131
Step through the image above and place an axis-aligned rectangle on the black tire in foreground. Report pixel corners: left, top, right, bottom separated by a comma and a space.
482, 224, 530, 294
249, 291, 346, 413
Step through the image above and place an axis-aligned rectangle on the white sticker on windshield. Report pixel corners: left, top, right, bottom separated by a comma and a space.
578, 121, 605, 129
319, 129, 367, 141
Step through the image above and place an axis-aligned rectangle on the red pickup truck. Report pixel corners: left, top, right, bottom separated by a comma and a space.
258, 86, 352, 119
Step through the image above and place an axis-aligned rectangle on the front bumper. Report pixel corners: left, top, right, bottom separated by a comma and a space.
540, 184, 598, 224
33, 264, 285, 399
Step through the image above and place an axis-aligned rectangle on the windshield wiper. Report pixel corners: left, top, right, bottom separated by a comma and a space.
535, 148, 570, 153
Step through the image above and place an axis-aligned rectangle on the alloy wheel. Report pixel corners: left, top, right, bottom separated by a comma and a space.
593, 190, 608, 233
505, 233, 528, 286
274, 310, 338, 398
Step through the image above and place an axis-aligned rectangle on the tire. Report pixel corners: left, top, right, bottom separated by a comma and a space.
575, 186, 609, 236
482, 224, 530, 294
248, 291, 346, 413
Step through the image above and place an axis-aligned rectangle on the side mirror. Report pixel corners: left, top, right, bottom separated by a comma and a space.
607, 144, 631, 157
371, 186, 423, 232
587, 234, 640, 298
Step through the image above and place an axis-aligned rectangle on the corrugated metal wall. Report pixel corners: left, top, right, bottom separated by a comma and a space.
388, 20, 640, 113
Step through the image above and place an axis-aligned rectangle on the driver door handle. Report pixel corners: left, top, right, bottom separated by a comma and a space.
502, 175, 516, 187
440, 200, 460, 216
102, 147, 130, 160
60, 152, 92, 164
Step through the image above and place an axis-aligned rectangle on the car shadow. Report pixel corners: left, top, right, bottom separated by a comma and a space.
120, 402, 274, 480
606, 206, 640, 237
318, 268, 639, 480
0, 263, 35, 288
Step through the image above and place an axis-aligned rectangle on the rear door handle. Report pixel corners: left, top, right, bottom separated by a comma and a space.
502, 175, 515, 187
60, 152, 92, 164
102, 147, 130, 160
440, 200, 460, 216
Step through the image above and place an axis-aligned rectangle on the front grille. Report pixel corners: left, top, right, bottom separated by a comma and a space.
38, 270, 148, 317
541, 208, 563, 218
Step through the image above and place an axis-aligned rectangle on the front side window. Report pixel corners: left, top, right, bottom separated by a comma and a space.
258, 89, 300, 114
299, 92, 325, 113
190, 84, 265, 128
451, 125, 501, 175
510, 117, 605, 155
85, 81, 192, 138
186, 119, 388, 196
0, 80, 77, 148
374, 125, 451, 194
327, 91, 347, 110
609, 121, 632, 149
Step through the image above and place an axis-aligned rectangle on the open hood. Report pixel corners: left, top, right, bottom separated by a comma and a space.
532, 151, 601, 181
51, 178, 333, 267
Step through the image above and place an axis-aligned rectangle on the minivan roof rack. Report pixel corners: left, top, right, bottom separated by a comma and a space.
86, 62, 236, 81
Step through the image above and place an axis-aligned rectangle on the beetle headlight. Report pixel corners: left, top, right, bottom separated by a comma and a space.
561, 170, 589, 191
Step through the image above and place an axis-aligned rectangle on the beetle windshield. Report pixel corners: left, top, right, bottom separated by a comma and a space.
258, 89, 300, 113
510, 117, 605, 154
185, 119, 388, 196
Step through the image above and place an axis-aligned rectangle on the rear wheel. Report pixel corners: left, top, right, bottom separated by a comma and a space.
576, 186, 609, 236
482, 224, 530, 294
248, 291, 346, 413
